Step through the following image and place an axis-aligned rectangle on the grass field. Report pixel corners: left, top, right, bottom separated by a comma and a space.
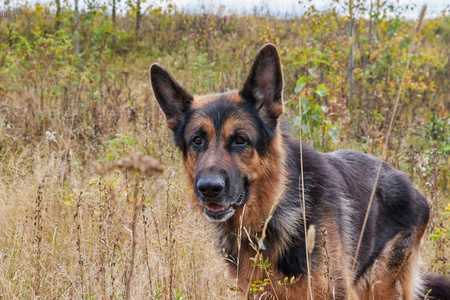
0, 1, 449, 299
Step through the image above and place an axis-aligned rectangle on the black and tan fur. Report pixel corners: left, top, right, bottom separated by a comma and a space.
151, 44, 450, 299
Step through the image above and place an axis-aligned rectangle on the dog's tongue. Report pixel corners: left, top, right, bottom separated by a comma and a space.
206, 203, 227, 212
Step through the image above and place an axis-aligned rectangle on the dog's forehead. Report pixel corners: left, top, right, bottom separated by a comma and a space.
191, 91, 243, 109
184, 92, 258, 139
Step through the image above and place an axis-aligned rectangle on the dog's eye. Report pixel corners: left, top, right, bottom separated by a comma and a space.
193, 136, 203, 145
235, 136, 246, 145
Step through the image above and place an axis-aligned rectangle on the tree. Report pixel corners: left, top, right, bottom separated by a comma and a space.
73, 0, 80, 55
127, 0, 144, 41
348, 0, 355, 107
112, 0, 117, 29
127, 0, 163, 42
135, 0, 142, 41
55, 0, 61, 30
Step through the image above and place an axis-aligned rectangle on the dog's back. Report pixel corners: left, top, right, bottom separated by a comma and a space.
324, 149, 430, 298
275, 134, 431, 298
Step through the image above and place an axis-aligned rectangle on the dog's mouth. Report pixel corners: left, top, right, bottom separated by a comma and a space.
205, 203, 229, 212
204, 204, 233, 220
204, 189, 247, 221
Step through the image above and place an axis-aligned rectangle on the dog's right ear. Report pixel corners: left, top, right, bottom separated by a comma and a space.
150, 64, 193, 132
240, 44, 284, 128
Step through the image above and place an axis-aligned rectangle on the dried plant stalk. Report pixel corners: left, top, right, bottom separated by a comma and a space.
93, 155, 164, 177
349, 3, 428, 286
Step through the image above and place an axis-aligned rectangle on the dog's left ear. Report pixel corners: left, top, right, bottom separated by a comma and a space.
150, 63, 193, 132
240, 44, 284, 126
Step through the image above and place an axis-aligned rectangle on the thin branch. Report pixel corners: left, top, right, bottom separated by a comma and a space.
348, 4, 427, 290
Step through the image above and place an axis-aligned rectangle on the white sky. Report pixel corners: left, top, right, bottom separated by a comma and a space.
171, 0, 448, 17
3, 0, 449, 17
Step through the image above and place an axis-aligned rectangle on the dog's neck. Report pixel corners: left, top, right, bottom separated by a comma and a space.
212, 127, 308, 267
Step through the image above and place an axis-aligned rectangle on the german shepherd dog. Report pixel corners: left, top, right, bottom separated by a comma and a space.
151, 44, 450, 299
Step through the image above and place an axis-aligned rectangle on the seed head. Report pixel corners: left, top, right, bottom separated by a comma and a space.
93, 155, 164, 177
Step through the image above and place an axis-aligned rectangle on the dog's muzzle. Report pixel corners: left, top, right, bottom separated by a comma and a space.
195, 174, 248, 222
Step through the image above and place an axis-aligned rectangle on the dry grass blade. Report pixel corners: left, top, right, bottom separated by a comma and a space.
93, 155, 164, 176
414, 5, 426, 36
349, 3, 427, 290
33, 182, 44, 298
124, 182, 140, 300
236, 204, 246, 298
299, 95, 313, 300
245, 187, 284, 299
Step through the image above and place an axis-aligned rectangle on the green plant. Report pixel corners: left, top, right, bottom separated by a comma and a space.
173, 289, 187, 300
190, 52, 218, 94
286, 49, 339, 151
428, 114, 450, 154
248, 254, 274, 297
429, 203, 450, 273
151, 285, 163, 299
105, 132, 137, 161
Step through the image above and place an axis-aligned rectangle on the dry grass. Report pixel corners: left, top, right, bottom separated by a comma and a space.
0, 113, 235, 298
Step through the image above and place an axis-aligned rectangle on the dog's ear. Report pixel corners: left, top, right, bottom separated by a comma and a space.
150, 63, 193, 132
240, 44, 284, 126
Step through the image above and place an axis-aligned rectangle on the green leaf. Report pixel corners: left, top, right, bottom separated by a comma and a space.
315, 83, 328, 97
301, 124, 310, 135
295, 77, 308, 93
308, 67, 319, 78
293, 58, 308, 65
316, 59, 330, 66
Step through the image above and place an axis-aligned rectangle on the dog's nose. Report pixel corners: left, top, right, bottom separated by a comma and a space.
197, 175, 225, 198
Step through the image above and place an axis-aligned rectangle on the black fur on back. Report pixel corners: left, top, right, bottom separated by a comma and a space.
263, 124, 431, 283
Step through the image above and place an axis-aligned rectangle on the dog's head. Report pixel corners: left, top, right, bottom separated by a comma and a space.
151, 44, 285, 225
